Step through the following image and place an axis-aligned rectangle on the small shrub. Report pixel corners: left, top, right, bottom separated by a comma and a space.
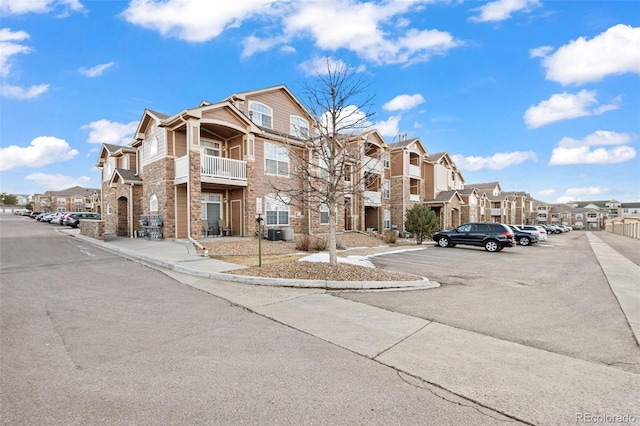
295, 234, 311, 251
383, 230, 398, 244
336, 238, 345, 250
312, 236, 327, 251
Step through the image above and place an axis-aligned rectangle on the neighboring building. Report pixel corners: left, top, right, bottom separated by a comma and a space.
32, 186, 100, 214
388, 136, 426, 232
423, 152, 465, 230
618, 202, 640, 218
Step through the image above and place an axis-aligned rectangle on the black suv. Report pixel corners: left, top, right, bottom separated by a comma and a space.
433, 222, 515, 252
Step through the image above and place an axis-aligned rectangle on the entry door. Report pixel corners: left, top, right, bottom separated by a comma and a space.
207, 202, 221, 235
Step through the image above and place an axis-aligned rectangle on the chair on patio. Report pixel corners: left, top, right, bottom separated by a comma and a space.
218, 219, 231, 236
201, 219, 214, 237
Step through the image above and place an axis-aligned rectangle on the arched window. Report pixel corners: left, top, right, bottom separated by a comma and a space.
150, 194, 158, 212
249, 102, 272, 128
150, 136, 158, 156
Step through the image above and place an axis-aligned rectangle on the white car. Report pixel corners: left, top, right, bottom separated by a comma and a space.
518, 225, 548, 241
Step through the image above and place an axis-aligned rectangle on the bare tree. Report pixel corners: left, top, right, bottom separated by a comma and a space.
270, 59, 380, 266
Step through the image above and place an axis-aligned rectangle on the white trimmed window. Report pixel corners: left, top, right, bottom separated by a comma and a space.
383, 152, 390, 168
383, 180, 390, 198
384, 209, 391, 230
57, 198, 66, 205
150, 136, 158, 156
107, 203, 112, 215
319, 203, 329, 225
290, 115, 309, 138
249, 102, 272, 128
200, 140, 221, 156
265, 195, 289, 226
265, 142, 289, 176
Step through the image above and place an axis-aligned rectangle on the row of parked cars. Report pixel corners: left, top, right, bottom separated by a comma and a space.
18, 210, 101, 228
432, 222, 572, 252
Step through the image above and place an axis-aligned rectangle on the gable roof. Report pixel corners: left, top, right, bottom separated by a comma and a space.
109, 168, 142, 186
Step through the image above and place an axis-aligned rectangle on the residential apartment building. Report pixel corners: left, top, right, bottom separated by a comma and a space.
32, 186, 100, 214
96, 85, 397, 241
423, 152, 465, 230
387, 137, 426, 232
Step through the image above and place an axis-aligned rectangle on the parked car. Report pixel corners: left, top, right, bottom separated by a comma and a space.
20, 210, 32, 216
63, 212, 101, 228
518, 225, 547, 241
542, 225, 560, 234
507, 225, 539, 246
50, 212, 67, 225
35, 212, 48, 221
40, 213, 55, 223
433, 222, 515, 252
28, 211, 42, 219
557, 225, 572, 232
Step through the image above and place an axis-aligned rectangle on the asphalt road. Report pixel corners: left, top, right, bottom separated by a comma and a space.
343, 231, 640, 374
1, 214, 514, 425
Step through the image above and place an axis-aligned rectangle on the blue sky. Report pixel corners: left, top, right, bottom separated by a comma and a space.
1, 0, 638, 203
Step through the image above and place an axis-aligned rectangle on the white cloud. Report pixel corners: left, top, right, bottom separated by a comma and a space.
0, 28, 31, 77
78, 61, 115, 77
81, 119, 138, 145
298, 56, 363, 77
374, 115, 401, 138
469, 0, 541, 23
121, 1, 459, 66
535, 24, 640, 85
382, 94, 424, 111
538, 189, 556, 197
0, 0, 84, 16
282, 2, 460, 65
451, 151, 537, 171
0, 28, 49, 99
0, 136, 79, 171
556, 186, 609, 203
523, 90, 619, 129
549, 130, 636, 165
1, 83, 49, 99
121, 0, 277, 43
25, 172, 91, 190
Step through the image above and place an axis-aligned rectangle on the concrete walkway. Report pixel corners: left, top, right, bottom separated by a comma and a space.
586, 232, 640, 345
69, 230, 640, 425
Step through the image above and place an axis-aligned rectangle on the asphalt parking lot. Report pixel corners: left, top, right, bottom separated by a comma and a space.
340, 231, 640, 374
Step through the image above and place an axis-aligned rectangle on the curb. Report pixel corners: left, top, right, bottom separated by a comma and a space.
69, 232, 439, 290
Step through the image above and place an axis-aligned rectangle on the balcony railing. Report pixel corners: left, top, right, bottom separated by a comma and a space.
410, 194, 420, 202
363, 156, 383, 173
491, 208, 504, 216
364, 190, 381, 205
202, 155, 246, 181
409, 164, 420, 178
174, 155, 247, 182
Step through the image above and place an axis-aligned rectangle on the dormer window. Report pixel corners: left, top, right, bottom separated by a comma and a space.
249, 102, 272, 128
290, 115, 309, 138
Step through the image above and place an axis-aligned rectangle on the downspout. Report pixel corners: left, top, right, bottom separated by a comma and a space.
129, 183, 134, 237
179, 112, 205, 250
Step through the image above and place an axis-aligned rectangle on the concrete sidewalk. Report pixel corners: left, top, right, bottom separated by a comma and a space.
70, 230, 438, 290
68, 229, 640, 425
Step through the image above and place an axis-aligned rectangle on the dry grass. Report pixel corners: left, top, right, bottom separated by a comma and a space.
199, 231, 423, 281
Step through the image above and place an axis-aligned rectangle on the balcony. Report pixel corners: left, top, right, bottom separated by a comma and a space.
363, 156, 383, 173
491, 208, 504, 216
175, 155, 247, 185
409, 164, 420, 178
410, 194, 420, 202
364, 190, 381, 206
